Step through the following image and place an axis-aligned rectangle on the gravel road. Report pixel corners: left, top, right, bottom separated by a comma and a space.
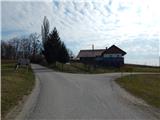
29, 64, 159, 119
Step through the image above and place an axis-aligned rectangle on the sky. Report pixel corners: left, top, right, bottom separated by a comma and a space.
1, 0, 160, 66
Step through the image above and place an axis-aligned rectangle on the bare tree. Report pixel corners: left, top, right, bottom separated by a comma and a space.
68, 49, 75, 60
1, 32, 43, 60
1, 41, 7, 59
29, 33, 41, 61
9, 37, 21, 59
1, 40, 15, 59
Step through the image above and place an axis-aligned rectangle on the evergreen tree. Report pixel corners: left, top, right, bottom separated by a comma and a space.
41, 16, 69, 64
43, 39, 55, 64
58, 42, 69, 63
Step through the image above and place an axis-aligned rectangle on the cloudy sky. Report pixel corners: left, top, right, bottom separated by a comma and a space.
1, 0, 160, 66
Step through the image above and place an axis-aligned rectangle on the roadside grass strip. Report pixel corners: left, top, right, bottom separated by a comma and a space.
1, 61, 35, 118
115, 74, 160, 108
48, 62, 160, 74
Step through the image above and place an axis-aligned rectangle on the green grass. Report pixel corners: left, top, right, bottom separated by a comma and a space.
47, 62, 120, 74
47, 62, 160, 74
70, 62, 121, 73
1, 60, 35, 118
115, 74, 160, 108
48, 62, 86, 73
121, 64, 160, 72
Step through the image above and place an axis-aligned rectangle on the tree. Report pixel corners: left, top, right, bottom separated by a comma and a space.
58, 42, 69, 64
27, 33, 43, 63
41, 16, 69, 64
1, 33, 43, 61
43, 27, 61, 64
41, 16, 49, 45
42, 27, 69, 64
19, 37, 31, 58
1, 41, 6, 59
29, 33, 41, 57
9, 37, 20, 59
1, 40, 15, 59
68, 49, 74, 60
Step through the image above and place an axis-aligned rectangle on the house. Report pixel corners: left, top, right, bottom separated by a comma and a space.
77, 45, 126, 67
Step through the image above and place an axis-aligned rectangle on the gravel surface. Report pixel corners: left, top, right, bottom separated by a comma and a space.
29, 64, 159, 119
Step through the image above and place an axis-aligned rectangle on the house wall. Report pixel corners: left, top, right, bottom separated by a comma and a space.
80, 57, 95, 64
80, 56, 125, 67
95, 57, 124, 67
103, 53, 122, 58
80, 57, 95, 61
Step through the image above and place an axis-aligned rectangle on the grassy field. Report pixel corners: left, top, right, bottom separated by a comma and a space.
48, 62, 160, 74
1, 60, 35, 118
48, 62, 121, 73
115, 74, 160, 108
121, 64, 160, 72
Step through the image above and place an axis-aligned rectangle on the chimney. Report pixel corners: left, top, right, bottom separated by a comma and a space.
92, 44, 94, 50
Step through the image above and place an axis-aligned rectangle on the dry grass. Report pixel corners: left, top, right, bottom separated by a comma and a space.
1, 60, 35, 118
48, 62, 160, 74
121, 64, 160, 72
115, 74, 160, 108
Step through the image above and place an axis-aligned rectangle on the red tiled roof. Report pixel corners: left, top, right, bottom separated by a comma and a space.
77, 45, 126, 58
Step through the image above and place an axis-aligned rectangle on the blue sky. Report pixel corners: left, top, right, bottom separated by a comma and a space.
1, 0, 160, 66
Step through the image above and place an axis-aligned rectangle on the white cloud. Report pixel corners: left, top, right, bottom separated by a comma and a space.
1, 0, 160, 65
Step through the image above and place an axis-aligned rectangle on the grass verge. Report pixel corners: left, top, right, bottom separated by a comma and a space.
1, 60, 35, 118
47, 62, 160, 74
47, 62, 121, 73
115, 74, 160, 108
121, 64, 160, 72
